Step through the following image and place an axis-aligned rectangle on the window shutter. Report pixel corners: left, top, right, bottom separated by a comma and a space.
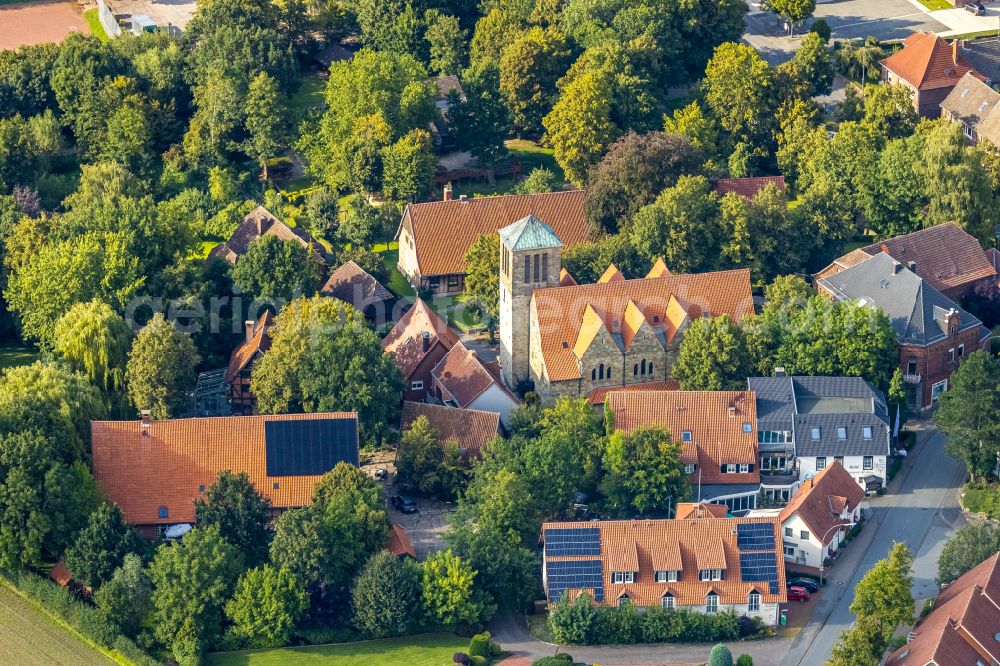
747, 464, 754, 472
720, 465, 727, 474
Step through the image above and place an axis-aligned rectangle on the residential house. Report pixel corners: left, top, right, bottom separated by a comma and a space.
91, 411, 359, 537
209, 206, 329, 267
606, 390, 761, 514
396, 190, 590, 293
496, 214, 755, 401
714, 176, 786, 201
224, 312, 274, 415
880, 32, 986, 117
813, 222, 998, 301
748, 374, 892, 495
382, 298, 459, 401
540, 516, 787, 625
885, 552, 1000, 665
777, 462, 866, 570
674, 502, 730, 519
312, 42, 356, 71
400, 401, 501, 459
430, 341, 520, 427
956, 34, 1000, 83
815, 252, 991, 409
321, 260, 395, 324
940, 71, 1000, 147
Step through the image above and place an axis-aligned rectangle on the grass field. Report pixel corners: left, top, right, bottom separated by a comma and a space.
0, 342, 39, 370
289, 74, 327, 112
914, 0, 952, 9
206, 633, 468, 666
0, 584, 113, 666
81, 8, 109, 43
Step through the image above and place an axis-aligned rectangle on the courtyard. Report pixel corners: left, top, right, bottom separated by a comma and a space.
0, 1, 89, 51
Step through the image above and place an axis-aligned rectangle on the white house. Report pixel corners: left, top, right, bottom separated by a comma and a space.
430, 341, 520, 427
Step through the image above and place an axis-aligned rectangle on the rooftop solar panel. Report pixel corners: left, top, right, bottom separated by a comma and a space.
265, 418, 359, 476
546, 559, 604, 603
737, 523, 775, 551
740, 552, 779, 595
544, 527, 602, 557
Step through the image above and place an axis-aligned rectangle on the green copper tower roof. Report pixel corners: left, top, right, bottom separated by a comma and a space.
498, 215, 563, 251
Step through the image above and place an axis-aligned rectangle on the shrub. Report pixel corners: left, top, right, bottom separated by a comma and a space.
532, 656, 573, 666
736, 655, 753, 666
708, 644, 734, 666
454, 652, 471, 665
551, 600, 741, 646
469, 631, 499, 658
810, 18, 831, 42
470, 656, 486, 666
548, 593, 598, 644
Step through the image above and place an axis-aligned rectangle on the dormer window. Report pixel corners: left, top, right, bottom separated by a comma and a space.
684, 463, 696, 474
862, 426, 872, 439
617, 594, 631, 607
836, 427, 847, 440
682, 431, 692, 441
662, 594, 675, 609
748, 591, 760, 612
811, 427, 821, 440
699, 569, 723, 581
612, 571, 635, 584
655, 570, 679, 583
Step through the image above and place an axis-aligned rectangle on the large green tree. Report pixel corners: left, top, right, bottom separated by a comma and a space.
673, 315, 755, 391
935, 350, 1000, 480
937, 522, 1000, 585
93, 553, 151, 638
397, 415, 466, 499
499, 27, 572, 138
629, 175, 722, 271
462, 234, 500, 336
243, 71, 289, 181
64, 503, 141, 590
849, 542, 913, 642
194, 470, 271, 566
230, 235, 322, 301
53, 299, 131, 394
351, 549, 423, 638
602, 427, 690, 515
826, 615, 885, 666
381, 128, 436, 201
421, 549, 494, 626
125, 313, 201, 419
225, 565, 309, 648
251, 296, 403, 444
703, 43, 777, 150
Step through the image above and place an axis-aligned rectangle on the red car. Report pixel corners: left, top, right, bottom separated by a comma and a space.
787, 586, 811, 602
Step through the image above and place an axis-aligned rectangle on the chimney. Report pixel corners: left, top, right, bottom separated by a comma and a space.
422, 330, 431, 352
952, 39, 958, 65
245, 320, 255, 344
459, 194, 468, 204
907, 261, 916, 273
140, 410, 152, 437
893, 262, 904, 275
443, 183, 453, 202
774, 366, 785, 377
727, 406, 736, 417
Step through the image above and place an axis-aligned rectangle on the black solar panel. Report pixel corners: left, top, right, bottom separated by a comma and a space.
546, 559, 604, 603
265, 418, 359, 476
737, 523, 775, 550
544, 527, 602, 556
740, 552, 779, 594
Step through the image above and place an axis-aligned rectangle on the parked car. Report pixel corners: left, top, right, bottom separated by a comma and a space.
966, 2, 986, 15
787, 586, 811, 602
787, 577, 820, 593
391, 495, 417, 513
372, 468, 388, 480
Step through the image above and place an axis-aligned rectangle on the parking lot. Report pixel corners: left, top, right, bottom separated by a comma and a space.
814, 0, 949, 41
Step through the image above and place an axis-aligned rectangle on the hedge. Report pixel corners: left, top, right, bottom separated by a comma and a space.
3, 570, 157, 666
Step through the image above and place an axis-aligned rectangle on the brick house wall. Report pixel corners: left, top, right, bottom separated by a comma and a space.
900, 323, 987, 409
403, 344, 450, 401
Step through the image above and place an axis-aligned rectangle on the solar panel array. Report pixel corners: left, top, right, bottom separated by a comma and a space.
740, 552, 780, 594
544, 527, 601, 557
265, 418, 359, 476
546, 559, 604, 603
736, 523, 775, 550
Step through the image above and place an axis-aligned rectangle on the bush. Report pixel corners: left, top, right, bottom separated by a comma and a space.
549, 598, 741, 645
532, 656, 573, 666
470, 656, 486, 666
469, 631, 499, 658
810, 18, 831, 42
454, 652, 471, 665
708, 644, 734, 666
962, 482, 1000, 519
886, 634, 907, 652
736, 655, 753, 666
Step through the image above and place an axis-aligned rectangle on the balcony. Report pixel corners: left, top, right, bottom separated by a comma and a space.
760, 469, 799, 486
903, 373, 921, 384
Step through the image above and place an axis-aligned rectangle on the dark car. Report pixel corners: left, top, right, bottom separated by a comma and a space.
787, 577, 820, 593
391, 495, 417, 513
965, 2, 986, 15
787, 586, 811, 602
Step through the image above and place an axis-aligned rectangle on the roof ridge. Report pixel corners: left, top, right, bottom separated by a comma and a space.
406, 188, 585, 209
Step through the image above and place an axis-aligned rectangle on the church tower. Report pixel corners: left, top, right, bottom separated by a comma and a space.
498, 215, 563, 389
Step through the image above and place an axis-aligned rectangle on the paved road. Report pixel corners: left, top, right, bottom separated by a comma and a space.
781, 424, 967, 665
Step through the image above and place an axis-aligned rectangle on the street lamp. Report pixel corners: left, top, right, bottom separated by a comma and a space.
816, 521, 857, 586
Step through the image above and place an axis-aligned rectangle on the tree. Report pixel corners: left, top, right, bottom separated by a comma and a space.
268, 506, 338, 590
230, 235, 322, 300
602, 427, 690, 515
351, 549, 423, 637
94, 553, 151, 637
512, 167, 557, 194
781, 32, 833, 97
63, 503, 141, 590
125, 313, 200, 419
561, 234, 645, 285
339, 194, 380, 248
382, 128, 436, 201
673, 315, 755, 391
937, 522, 1000, 585
251, 296, 403, 444
500, 27, 572, 138
703, 43, 777, 149
397, 415, 465, 499
446, 514, 537, 612
543, 67, 618, 186
827, 614, 885, 666
53, 300, 131, 394
629, 175, 722, 271
935, 350, 1000, 480
149, 525, 244, 660
463, 234, 500, 336
244, 71, 288, 181
770, 0, 816, 26
425, 12, 467, 76
849, 542, 913, 642
664, 101, 720, 160
195, 470, 271, 566
226, 565, 309, 648
305, 186, 340, 240
356, 0, 422, 56
708, 644, 735, 666
720, 186, 813, 281
861, 83, 918, 142
421, 549, 494, 626
548, 592, 598, 644
860, 133, 927, 239
447, 65, 509, 166
585, 131, 704, 235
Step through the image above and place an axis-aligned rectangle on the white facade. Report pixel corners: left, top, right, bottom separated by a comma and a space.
780, 505, 863, 569
797, 455, 886, 490
464, 384, 519, 428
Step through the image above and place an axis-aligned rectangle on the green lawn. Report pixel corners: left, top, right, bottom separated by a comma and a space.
0, 584, 113, 666
454, 140, 567, 198
81, 8, 109, 43
289, 74, 327, 112
206, 633, 468, 666
378, 247, 415, 298
961, 482, 1000, 519
915, 0, 953, 9
0, 343, 39, 371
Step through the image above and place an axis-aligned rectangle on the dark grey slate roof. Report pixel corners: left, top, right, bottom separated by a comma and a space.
697, 484, 760, 501
748, 376, 795, 431
816, 252, 982, 346
959, 37, 1000, 84
794, 414, 890, 457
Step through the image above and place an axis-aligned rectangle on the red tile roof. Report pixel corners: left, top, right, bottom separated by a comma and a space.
542, 516, 787, 608
606, 390, 759, 486
675, 502, 729, 519
715, 176, 786, 201
382, 299, 460, 380
387, 523, 416, 559
91, 412, 358, 525
778, 462, 865, 546
225, 311, 274, 384
430, 341, 519, 408
321, 260, 393, 307
586, 380, 680, 406
534, 269, 755, 382
400, 191, 591, 277
399, 401, 500, 458
888, 553, 1000, 665
881, 33, 986, 91
49, 560, 72, 587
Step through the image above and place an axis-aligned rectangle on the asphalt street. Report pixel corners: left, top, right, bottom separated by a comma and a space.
782, 426, 967, 665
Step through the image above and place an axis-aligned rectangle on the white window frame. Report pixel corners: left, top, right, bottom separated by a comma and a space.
862, 426, 872, 439
706, 594, 718, 614
748, 592, 760, 612
739, 463, 749, 473
699, 569, 722, 581
932, 379, 948, 401
863, 456, 874, 471
667, 570, 678, 582
612, 571, 634, 584
811, 427, 821, 440
948, 347, 956, 362
726, 464, 737, 474
410, 380, 424, 391
958, 344, 965, 358
784, 545, 795, 557
816, 457, 827, 470
655, 570, 667, 583
684, 463, 696, 474
681, 431, 692, 441
662, 595, 675, 609
836, 427, 847, 440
